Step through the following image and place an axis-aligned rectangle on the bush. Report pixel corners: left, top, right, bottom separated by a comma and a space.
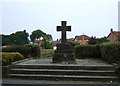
29, 44, 41, 57
75, 45, 101, 59
2, 44, 41, 58
67, 40, 80, 49
40, 39, 51, 49
2, 45, 31, 57
100, 42, 120, 63
1, 52, 24, 66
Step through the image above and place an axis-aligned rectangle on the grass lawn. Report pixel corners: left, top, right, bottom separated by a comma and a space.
41, 49, 54, 57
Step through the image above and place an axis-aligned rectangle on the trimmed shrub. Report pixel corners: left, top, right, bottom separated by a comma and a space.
1, 52, 24, 66
2, 45, 31, 57
100, 42, 120, 63
2, 44, 41, 58
75, 45, 101, 59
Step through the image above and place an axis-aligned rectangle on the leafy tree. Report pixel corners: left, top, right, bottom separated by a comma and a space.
88, 36, 97, 45
30, 29, 43, 42
46, 34, 52, 41
40, 39, 51, 49
2, 30, 29, 45
2, 34, 11, 45
30, 29, 52, 42
96, 37, 109, 44
13, 30, 29, 45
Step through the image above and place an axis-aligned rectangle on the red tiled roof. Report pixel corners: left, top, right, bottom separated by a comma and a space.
107, 31, 120, 38
112, 31, 120, 36
75, 35, 91, 40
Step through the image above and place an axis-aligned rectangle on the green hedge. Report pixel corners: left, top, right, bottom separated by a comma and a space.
1, 52, 24, 66
100, 42, 120, 63
75, 45, 101, 59
67, 40, 80, 49
28, 44, 41, 57
2, 44, 41, 57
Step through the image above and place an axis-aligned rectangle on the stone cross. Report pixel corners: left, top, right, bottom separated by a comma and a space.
57, 21, 71, 43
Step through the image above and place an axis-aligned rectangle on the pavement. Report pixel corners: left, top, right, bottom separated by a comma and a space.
2, 78, 120, 86
16, 57, 112, 66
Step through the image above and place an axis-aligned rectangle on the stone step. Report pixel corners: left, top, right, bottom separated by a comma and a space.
11, 68, 116, 76
8, 74, 118, 82
13, 64, 115, 70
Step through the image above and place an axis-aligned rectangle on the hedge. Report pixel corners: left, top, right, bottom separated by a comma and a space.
27, 44, 41, 57
2, 44, 41, 58
100, 42, 120, 63
75, 45, 101, 59
1, 52, 24, 66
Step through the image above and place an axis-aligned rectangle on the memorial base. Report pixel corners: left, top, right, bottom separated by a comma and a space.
52, 43, 76, 63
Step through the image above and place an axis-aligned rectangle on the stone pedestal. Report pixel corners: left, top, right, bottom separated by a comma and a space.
52, 43, 76, 63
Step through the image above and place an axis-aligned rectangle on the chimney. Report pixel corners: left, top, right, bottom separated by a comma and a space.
111, 28, 113, 32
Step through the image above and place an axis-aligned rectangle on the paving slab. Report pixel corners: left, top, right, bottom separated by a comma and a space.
17, 57, 113, 66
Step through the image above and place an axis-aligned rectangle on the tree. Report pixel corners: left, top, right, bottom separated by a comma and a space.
88, 36, 97, 45
40, 39, 51, 49
2, 30, 29, 45
30, 29, 43, 42
2, 34, 11, 46
30, 29, 52, 42
46, 34, 52, 41
96, 37, 109, 44
13, 30, 29, 45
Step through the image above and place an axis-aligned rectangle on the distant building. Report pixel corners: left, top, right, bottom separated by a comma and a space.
107, 28, 120, 41
74, 35, 91, 45
34, 40, 42, 45
51, 40, 60, 49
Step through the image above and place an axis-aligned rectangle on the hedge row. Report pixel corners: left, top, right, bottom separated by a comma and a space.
100, 42, 120, 63
2, 44, 41, 58
75, 45, 101, 59
1, 52, 24, 66
75, 42, 120, 63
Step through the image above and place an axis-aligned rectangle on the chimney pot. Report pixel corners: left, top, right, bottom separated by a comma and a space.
111, 28, 113, 32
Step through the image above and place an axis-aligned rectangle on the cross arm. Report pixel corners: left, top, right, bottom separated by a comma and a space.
57, 26, 62, 31
66, 26, 71, 31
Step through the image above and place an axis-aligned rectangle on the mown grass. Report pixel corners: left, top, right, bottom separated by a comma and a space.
41, 49, 54, 57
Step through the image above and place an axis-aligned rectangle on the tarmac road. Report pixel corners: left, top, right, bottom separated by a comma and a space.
2, 79, 120, 86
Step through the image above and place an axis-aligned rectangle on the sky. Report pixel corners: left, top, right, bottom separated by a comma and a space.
1, 0, 120, 40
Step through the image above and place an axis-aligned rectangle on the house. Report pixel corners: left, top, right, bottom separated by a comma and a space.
51, 40, 60, 49
107, 28, 120, 41
74, 35, 91, 45
34, 40, 42, 45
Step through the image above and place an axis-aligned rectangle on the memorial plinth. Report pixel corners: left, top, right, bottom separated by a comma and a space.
52, 21, 76, 63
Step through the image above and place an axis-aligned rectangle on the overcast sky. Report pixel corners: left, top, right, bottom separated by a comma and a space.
1, 0, 119, 40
